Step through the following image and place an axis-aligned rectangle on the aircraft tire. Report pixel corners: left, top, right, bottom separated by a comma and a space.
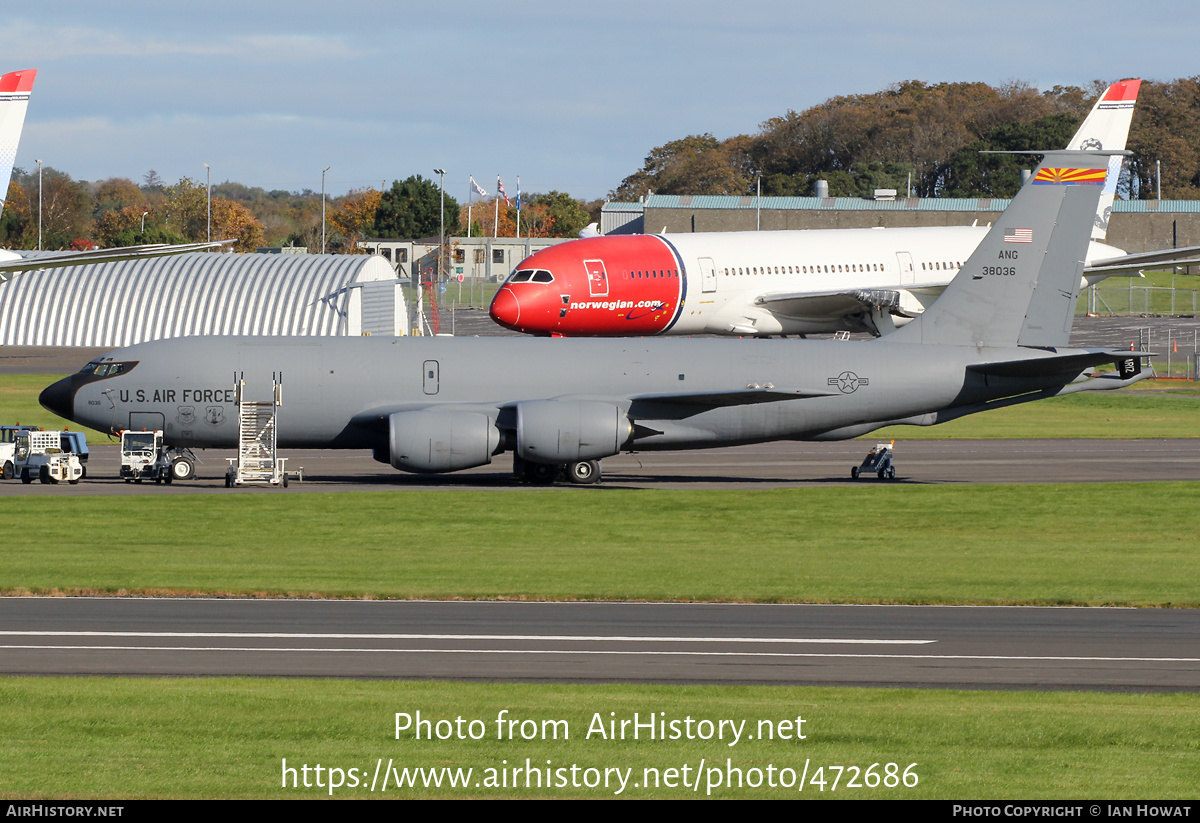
20, 468, 31, 484
164, 473, 172, 485
283, 475, 289, 488
886, 466, 896, 480
566, 460, 600, 485
523, 461, 560, 485
171, 457, 195, 481
68, 478, 79, 485
851, 466, 859, 480
2, 461, 12, 480
224, 475, 232, 488
877, 468, 886, 480
39, 466, 49, 484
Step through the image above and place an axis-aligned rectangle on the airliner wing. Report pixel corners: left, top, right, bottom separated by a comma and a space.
754, 288, 914, 319
0, 240, 235, 281
1083, 245, 1200, 276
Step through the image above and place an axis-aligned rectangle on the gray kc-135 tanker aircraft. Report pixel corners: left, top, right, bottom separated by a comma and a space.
41, 150, 1148, 484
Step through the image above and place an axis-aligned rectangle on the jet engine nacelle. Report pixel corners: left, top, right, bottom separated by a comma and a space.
515, 400, 631, 464
388, 410, 500, 473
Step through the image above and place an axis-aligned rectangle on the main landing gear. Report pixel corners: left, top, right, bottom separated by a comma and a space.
514, 456, 602, 485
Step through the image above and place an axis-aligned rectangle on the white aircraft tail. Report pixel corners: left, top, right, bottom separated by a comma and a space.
0, 69, 35, 215
891, 150, 1111, 349
1067, 79, 1140, 240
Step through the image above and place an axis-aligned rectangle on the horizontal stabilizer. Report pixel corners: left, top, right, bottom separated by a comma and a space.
968, 349, 1147, 378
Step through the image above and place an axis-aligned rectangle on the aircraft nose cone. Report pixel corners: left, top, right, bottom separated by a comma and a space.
39, 376, 76, 421
489, 286, 521, 330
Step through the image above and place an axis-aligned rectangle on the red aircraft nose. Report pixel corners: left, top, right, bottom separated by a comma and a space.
490, 286, 521, 330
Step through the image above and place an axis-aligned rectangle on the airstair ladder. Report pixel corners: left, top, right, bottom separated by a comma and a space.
226, 372, 288, 486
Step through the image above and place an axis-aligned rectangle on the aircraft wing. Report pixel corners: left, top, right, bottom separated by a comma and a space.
753, 288, 914, 319
0, 240, 235, 280
633, 386, 838, 407
1083, 245, 1200, 276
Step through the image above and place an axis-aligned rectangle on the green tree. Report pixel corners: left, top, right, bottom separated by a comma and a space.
374, 175, 460, 239
610, 134, 752, 200
530, 191, 590, 237
938, 113, 1081, 197
12, 166, 92, 249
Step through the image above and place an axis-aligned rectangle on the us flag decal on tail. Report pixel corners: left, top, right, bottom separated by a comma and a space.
1004, 228, 1033, 244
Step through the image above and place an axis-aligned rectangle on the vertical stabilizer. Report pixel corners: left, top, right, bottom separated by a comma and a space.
0, 69, 36, 215
889, 150, 1109, 349
1067, 79, 1140, 240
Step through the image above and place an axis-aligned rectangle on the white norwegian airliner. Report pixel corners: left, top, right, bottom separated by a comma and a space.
492, 79, 1196, 337
0, 69, 229, 282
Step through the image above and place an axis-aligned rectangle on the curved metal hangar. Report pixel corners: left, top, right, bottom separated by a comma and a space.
0, 252, 404, 346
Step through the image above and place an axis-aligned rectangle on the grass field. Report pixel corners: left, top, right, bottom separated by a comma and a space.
5, 483, 1198, 606
1081, 270, 1200, 317
2, 679, 1196, 799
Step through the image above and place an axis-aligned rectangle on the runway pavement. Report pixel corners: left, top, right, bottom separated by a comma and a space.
2, 598, 1196, 690
1, 438, 1197, 494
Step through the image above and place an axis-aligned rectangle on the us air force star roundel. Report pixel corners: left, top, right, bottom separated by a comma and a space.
828, 371, 869, 393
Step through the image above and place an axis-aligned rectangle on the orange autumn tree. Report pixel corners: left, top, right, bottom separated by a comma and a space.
328, 187, 382, 252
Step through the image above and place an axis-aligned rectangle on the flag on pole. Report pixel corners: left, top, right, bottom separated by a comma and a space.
516, 176, 521, 213
470, 176, 487, 197
497, 176, 510, 206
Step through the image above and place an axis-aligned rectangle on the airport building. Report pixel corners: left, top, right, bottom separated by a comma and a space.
359, 236, 572, 283
0, 251, 406, 347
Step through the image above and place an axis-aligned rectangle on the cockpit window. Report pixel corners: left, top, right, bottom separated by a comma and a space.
77, 361, 135, 378
508, 269, 553, 284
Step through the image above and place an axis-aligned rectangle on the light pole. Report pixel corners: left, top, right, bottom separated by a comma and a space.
36, 159, 42, 250
321, 166, 330, 253
203, 163, 211, 242
434, 168, 446, 283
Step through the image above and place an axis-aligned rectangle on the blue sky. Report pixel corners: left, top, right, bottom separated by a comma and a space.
9, 1, 1196, 201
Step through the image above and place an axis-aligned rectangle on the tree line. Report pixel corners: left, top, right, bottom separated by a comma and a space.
610, 77, 1200, 201
0, 169, 601, 253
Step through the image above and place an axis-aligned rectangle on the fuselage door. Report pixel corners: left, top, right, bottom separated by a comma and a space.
423, 360, 439, 395
699, 257, 717, 293
896, 252, 915, 286
584, 259, 609, 297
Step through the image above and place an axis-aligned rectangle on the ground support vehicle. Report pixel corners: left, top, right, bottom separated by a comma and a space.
852, 441, 896, 480
14, 430, 86, 484
1, 425, 40, 479
120, 430, 196, 484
